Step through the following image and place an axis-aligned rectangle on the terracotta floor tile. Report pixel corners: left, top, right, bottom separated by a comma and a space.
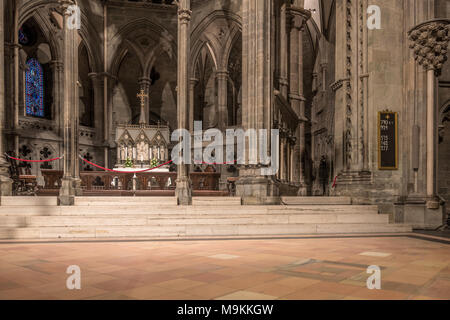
418, 278, 450, 298
348, 287, 410, 300
154, 278, 205, 291
216, 290, 277, 300
280, 289, 344, 300
0, 236, 448, 300
272, 276, 322, 289
52, 287, 109, 300
92, 278, 146, 291
85, 292, 135, 300
183, 284, 237, 299
302, 281, 361, 296
122, 284, 175, 300
151, 290, 203, 300
0, 287, 57, 300
215, 272, 283, 290
246, 282, 298, 298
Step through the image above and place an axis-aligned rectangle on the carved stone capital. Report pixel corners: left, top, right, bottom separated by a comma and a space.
409, 19, 450, 76
287, 7, 311, 31
57, 0, 76, 14
215, 70, 229, 80
50, 60, 64, 72
138, 77, 152, 87
278, 77, 289, 86
178, 9, 192, 24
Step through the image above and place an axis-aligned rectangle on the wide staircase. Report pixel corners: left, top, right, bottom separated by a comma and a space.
0, 196, 412, 240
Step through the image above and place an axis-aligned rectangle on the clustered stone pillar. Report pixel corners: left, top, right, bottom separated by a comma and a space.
278, 2, 289, 99
0, 0, 13, 197
51, 61, 64, 137
104, 73, 117, 169
216, 70, 229, 130
235, 0, 280, 205
287, 6, 310, 195
175, 0, 192, 205
188, 77, 198, 132
409, 19, 450, 207
59, 1, 82, 205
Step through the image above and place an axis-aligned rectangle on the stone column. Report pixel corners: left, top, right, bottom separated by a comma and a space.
88, 73, 103, 139
279, 136, 286, 181
138, 77, 151, 124
103, 73, 117, 168
89, 73, 112, 167
289, 141, 295, 182
0, 0, 13, 197
286, 139, 291, 182
188, 77, 198, 132
287, 6, 310, 195
279, 1, 289, 99
175, 0, 192, 205
59, 1, 81, 205
409, 19, 450, 205
235, 0, 280, 205
216, 70, 228, 130
11, 1, 19, 157
50, 61, 64, 136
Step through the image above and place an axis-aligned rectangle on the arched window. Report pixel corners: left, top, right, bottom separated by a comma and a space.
25, 58, 45, 117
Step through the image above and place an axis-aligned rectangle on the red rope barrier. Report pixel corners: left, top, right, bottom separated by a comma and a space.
79, 156, 174, 173
5, 154, 63, 163
332, 175, 338, 188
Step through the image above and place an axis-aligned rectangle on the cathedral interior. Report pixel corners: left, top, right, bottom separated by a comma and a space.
0, 0, 449, 230
0, 0, 450, 303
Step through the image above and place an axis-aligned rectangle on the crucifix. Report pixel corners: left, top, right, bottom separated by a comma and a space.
137, 89, 148, 125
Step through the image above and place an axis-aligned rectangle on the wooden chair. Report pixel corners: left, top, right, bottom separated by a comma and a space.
7, 153, 38, 196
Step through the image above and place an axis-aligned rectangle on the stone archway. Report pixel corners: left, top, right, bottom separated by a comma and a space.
109, 18, 177, 129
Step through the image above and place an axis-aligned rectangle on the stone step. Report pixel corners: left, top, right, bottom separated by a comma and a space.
0, 213, 389, 227
0, 196, 355, 207
0, 204, 379, 216
1, 196, 58, 206
0, 223, 412, 240
282, 197, 352, 205
192, 197, 242, 206
74, 196, 178, 206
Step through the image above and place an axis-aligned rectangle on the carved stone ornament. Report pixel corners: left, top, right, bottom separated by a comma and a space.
409, 19, 450, 76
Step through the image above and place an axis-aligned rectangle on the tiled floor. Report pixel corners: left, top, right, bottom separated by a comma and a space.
0, 234, 449, 300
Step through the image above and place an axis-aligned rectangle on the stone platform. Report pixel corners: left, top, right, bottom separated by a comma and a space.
0, 197, 412, 240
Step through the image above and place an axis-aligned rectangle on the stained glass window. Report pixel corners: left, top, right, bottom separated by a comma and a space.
25, 58, 45, 117
18, 27, 29, 45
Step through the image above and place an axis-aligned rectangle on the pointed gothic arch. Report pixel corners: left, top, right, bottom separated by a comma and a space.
19, 15, 57, 120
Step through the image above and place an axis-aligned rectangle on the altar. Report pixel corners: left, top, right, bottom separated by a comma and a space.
115, 122, 170, 170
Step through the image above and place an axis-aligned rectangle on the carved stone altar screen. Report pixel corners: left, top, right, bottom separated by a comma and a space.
115, 123, 170, 167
